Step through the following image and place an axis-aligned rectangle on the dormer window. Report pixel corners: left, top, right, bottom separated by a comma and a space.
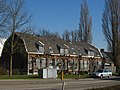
60, 48, 64, 56
65, 49, 68, 55
49, 47, 53, 54
88, 50, 94, 56
71, 48, 76, 54
35, 41, 44, 53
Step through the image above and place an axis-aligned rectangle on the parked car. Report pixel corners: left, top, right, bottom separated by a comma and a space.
91, 69, 112, 78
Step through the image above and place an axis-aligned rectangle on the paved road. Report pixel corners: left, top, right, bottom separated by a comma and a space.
0, 76, 120, 90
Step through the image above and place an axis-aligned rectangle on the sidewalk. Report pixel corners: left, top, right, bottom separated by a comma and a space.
0, 77, 120, 90
0, 76, 119, 85
0, 78, 95, 85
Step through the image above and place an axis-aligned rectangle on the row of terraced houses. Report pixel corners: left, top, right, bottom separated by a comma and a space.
1, 32, 116, 75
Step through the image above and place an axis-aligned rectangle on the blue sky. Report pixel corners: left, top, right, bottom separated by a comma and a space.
25, 0, 106, 50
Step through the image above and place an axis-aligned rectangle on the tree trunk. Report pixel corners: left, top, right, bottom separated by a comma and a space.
10, 54, 12, 77
67, 59, 69, 73
116, 39, 120, 74
9, 33, 14, 77
78, 59, 80, 74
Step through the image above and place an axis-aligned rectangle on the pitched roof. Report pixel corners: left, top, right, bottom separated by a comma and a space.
15, 32, 100, 57
101, 51, 113, 63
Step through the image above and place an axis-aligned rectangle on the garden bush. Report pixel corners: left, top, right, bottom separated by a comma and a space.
0, 67, 7, 75
12, 69, 21, 75
80, 71, 88, 75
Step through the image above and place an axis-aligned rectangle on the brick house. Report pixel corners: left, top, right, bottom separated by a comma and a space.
100, 49, 116, 73
1, 32, 103, 75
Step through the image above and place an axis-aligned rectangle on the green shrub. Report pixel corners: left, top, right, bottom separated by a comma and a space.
117, 71, 120, 76
112, 73, 118, 76
80, 71, 88, 75
0, 67, 7, 75
12, 69, 21, 75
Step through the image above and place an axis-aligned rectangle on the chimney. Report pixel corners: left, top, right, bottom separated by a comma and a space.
100, 49, 104, 52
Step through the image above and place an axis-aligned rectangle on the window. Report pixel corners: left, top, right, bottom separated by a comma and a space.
60, 47, 64, 55
49, 47, 53, 54
71, 48, 76, 54
98, 61, 102, 66
80, 60, 84, 69
88, 51, 94, 56
60, 46, 65, 55
104, 70, 108, 73
65, 49, 68, 55
35, 41, 44, 53
97, 70, 103, 73
84, 61, 87, 68
38, 46, 44, 53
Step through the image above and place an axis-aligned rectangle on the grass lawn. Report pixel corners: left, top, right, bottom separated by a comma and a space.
0, 75, 40, 79
0, 74, 90, 79
58, 73, 90, 79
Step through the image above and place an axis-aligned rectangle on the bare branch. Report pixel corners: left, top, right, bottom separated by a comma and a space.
78, 0, 92, 44
102, 0, 120, 73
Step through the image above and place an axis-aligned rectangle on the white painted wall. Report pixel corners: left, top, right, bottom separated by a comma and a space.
0, 38, 6, 56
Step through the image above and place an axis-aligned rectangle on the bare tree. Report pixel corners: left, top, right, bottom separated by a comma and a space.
102, 0, 120, 73
51, 32, 60, 38
78, 0, 92, 44
71, 30, 75, 42
5, 0, 31, 77
62, 29, 70, 42
71, 30, 77, 42
77, 28, 82, 42
38, 28, 51, 37
21, 25, 35, 34
0, 0, 8, 38
36, 28, 60, 38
